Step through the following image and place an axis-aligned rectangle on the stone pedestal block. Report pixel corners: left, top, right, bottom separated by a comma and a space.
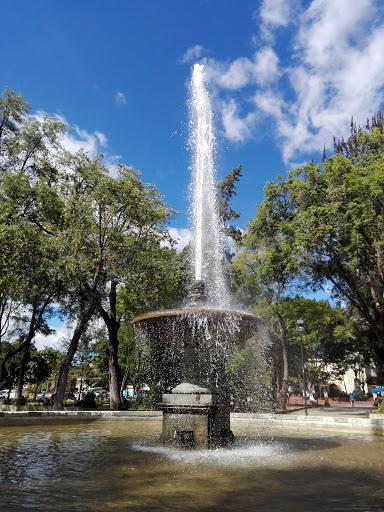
160, 386, 233, 449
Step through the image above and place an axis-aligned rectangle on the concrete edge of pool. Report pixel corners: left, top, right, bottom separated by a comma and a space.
0, 409, 383, 436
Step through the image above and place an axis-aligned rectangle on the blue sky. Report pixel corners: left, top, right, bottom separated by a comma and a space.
3, 1, 384, 241
2, 0, 384, 347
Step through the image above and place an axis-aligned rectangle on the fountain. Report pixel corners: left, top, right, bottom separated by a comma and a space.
132, 64, 264, 449
1, 66, 384, 512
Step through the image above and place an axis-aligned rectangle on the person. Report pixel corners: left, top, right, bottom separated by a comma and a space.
349, 394, 355, 407
373, 396, 379, 409
120, 397, 129, 410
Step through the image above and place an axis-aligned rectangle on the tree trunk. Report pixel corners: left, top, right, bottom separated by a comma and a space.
16, 339, 31, 399
276, 312, 289, 410
107, 329, 120, 410
33, 383, 39, 400
99, 281, 121, 410
53, 309, 94, 410
2, 297, 54, 396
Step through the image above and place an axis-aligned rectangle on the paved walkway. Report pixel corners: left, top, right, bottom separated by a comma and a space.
286, 401, 374, 418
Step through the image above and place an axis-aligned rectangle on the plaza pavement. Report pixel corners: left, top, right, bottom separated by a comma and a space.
287, 400, 374, 418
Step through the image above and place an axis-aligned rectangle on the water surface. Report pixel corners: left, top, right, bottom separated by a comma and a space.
0, 420, 383, 511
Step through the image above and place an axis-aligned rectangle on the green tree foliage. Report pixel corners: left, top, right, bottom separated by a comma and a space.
0, 87, 66, 395
244, 118, 384, 380
0, 86, 29, 160
216, 165, 242, 243
53, 153, 180, 410
0, 87, 186, 409
26, 347, 58, 399
232, 221, 300, 409
277, 296, 356, 393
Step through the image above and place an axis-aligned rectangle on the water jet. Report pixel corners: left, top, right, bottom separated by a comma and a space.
132, 64, 264, 448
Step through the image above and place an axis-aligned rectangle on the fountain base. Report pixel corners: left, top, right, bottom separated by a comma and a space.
132, 299, 262, 450
159, 383, 234, 449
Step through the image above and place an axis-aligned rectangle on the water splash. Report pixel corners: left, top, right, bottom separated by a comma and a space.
188, 63, 229, 307
131, 438, 295, 467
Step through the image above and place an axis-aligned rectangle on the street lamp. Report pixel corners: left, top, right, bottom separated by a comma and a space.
297, 318, 308, 416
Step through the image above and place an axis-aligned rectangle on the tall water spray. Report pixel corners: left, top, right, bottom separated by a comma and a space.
132, 63, 264, 449
188, 63, 229, 307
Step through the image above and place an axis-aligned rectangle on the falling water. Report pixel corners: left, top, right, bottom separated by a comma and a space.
188, 63, 230, 307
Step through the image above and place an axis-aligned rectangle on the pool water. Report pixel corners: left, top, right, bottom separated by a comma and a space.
0, 420, 383, 511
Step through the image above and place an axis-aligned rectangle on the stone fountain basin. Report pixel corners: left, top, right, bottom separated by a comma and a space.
132, 307, 265, 448
132, 307, 262, 348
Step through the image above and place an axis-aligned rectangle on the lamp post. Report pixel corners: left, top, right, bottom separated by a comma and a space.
297, 318, 307, 416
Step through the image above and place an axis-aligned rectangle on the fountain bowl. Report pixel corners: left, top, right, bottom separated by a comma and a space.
132, 306, 265, 449
132, 307, 262, 346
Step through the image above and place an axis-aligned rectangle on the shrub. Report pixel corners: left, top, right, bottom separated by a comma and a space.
372, 399, 384, 414
13, 396, 27, 406
80, 392, 97, 409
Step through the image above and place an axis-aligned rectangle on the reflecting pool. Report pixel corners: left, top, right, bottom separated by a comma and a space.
0, 420, 383, 511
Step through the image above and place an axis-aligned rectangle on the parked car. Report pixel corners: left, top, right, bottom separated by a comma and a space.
91, 388, 108, 399
0, 389, 16, 400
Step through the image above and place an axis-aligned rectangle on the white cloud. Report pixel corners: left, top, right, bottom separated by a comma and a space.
34, 110, 108, 157
253, 47, 280, 85
258, 0, 296, 42
200, 0, 384, 165
115, 91, 126, 105
221, 99, 256, 142
63, 125, 108, 156
168, 227, 192, 251
33, 111, 123, 174
182, 45, 205, 63
34, 321, 70, 351
203, 47, 279, 90
259, 0, 293, 27
95, 131, 107, 146
205, 57, 255, 90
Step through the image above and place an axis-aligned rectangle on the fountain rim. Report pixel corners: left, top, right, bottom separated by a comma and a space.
131, 307, 260, 325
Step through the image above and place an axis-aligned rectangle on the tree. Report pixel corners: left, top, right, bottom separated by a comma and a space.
0, 87, 187, 409
52, 152, 109, 410
216, 165, 242, 263
93, 165, 177, 409
0, 87, 66, 395
53, 155, 180, 410
64, 325, 108, 398
0, 86, 29, 161
232, 211, 301, 408
247, 121, 384, 379
26, 347, 58, 399
277, 296, 356, 396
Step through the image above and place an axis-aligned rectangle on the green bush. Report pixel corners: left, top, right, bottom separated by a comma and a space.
352, 388, 365, 398
80, 392, 97, 409
96, 397, 108, 408
13, 396, 27, 405
63, 398, 76, 407
373, 400, 384, 414
129, 396, 152, 410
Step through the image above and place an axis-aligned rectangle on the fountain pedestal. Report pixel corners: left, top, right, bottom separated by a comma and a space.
132, 285, 261, 450
160, 383, 232, 449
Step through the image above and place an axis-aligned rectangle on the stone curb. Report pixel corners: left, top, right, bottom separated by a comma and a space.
0, 409, 383, 435
0, 410, 162, 426
231, 412, 384, 436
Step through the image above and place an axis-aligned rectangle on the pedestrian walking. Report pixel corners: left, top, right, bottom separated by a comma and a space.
349, 394, 355, 407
